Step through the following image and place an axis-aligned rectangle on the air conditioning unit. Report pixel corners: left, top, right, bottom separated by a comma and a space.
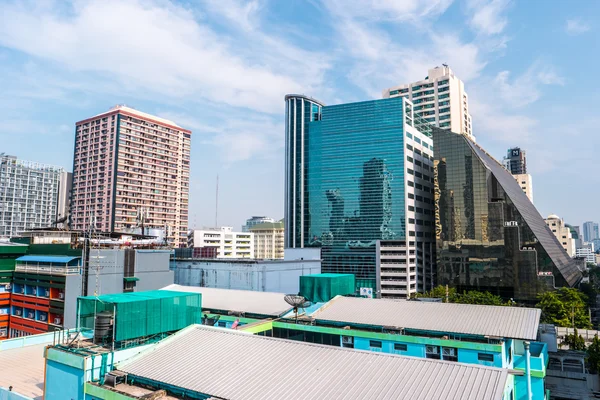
27, 312, 34, 319
20, 288, 24, 294
54, 317, 62, 325
58, 292, 65, 299
5, 284, 11, 291
40, 314, 47, 322
45, 290, 50, 297
14, 309, 22, 316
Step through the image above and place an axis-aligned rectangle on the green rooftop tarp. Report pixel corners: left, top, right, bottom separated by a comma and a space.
299, 274, 355, 303
77, 290, 201, 342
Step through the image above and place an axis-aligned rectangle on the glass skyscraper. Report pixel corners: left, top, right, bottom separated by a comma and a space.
285, 95, 435, 298
433, 128, 582, 302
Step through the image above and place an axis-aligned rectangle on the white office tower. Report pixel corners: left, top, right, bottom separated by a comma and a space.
383, 65, 473, 138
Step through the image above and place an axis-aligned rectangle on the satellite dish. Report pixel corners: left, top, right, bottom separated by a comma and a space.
284, 295, 311, 323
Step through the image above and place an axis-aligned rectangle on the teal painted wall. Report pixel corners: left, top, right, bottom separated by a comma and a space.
45, 359, 84, 400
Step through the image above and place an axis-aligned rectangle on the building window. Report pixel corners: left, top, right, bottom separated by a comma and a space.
442, 347, 458, 362
478, 353, 494, 362
369, 340, 382, 349
394, 343, 408, 351
426, 345, 440, 359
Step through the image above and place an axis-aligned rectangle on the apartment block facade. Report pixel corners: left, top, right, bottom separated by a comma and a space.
71, 106, 191, 247
285, 94, 435, 298
0, 155, 66, 237
250, 220, 284, 259
383, 65, 473, 137
188, 227, 254, 259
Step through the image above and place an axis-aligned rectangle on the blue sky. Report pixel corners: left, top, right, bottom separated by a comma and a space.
0, 0, 598, 230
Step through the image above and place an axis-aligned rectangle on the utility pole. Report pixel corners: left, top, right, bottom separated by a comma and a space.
445, 284, 449, 303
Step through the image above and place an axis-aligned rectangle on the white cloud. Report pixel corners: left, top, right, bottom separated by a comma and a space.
492, 62, 564, 107
0, 0, 329, 114
565, 19, 590, 35
326, 0, 454, 22
466, 0, 510, 36
323, 1, 485, 98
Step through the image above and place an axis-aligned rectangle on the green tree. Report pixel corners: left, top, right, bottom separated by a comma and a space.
454, 290, 506, 306
537, 288, 592, 329
579, 282, 598, 308
587, 335, 600, 374
416, 285, 457, 303
562, 328, 586, 350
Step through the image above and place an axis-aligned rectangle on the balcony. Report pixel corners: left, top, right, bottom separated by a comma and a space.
514, 341, 547, 374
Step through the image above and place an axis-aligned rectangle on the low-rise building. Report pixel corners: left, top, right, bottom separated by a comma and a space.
171, 249, 321, 294
242, 216, 275, 232
250, 220, 284, 259
187, 227, 253, 258
576, 244, 596, 265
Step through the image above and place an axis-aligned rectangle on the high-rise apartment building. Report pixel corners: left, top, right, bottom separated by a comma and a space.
383, 65, 473, 137
71, 106, 191, 247
0, 154, 66, 237
285, 94, 435, 299
583, 221, 599, 243
433, 128, 581, 302
503, 147, 533, 202
242, 216, 275, 232
250, 220, 284, 259
503, 147, 527, 174
188, 227, 253, 258
544, 214, 576, 257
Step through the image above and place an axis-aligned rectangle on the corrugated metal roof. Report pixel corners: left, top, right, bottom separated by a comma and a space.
119, 325, 508, 400
0, 343, 47, 399
312, 296, 541, 340
161, 284, 292, 317
16, 255, 80, 263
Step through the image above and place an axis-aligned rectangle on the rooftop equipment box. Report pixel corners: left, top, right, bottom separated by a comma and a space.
299, 273, 355, 303
77, 290, 201, 342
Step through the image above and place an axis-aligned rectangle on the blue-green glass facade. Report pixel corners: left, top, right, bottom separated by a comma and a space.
304, 98, 407, 289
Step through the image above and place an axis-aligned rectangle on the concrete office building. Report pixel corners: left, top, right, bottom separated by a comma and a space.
171, 248, 321, 293
242, 216, 275, 232
188, 227, 253, 258
583, 221, 599, 243
503, 148, 533, 202
383, 65, 473, 137
285, 94, 435, 298
504, 147, 527, 174
0, 154, 66, 237
250, 220, 284, 259
576, 244, 596, 265
433, 127, 581, 302
71, 105, 191, 247
545, 214, 576, 257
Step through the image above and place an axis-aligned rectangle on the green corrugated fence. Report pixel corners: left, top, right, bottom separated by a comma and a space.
78, 290, 202, 342
299, 274, 356, 303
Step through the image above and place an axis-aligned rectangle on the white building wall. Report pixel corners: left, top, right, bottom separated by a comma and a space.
514, 173, 533, 203
190, 227, 254, 258
172, 259, 321, 294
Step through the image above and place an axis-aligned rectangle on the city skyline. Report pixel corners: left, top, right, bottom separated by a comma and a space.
1, 0, 599, 230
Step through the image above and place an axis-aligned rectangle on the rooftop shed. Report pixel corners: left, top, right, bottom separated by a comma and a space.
77, 290, 201, 344
299, 273, 355, 302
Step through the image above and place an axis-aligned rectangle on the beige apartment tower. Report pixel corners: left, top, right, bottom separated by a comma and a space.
250, 220, 284, 259
71, 105, 191, 247
383, 65, 473, 137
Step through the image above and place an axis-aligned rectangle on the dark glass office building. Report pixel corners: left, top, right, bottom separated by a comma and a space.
285, 95, 436, 298
433, 128, 581, 302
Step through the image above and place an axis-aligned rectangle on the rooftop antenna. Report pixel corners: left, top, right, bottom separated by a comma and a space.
215, 174, 219, 228
284, 294, 311, 323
